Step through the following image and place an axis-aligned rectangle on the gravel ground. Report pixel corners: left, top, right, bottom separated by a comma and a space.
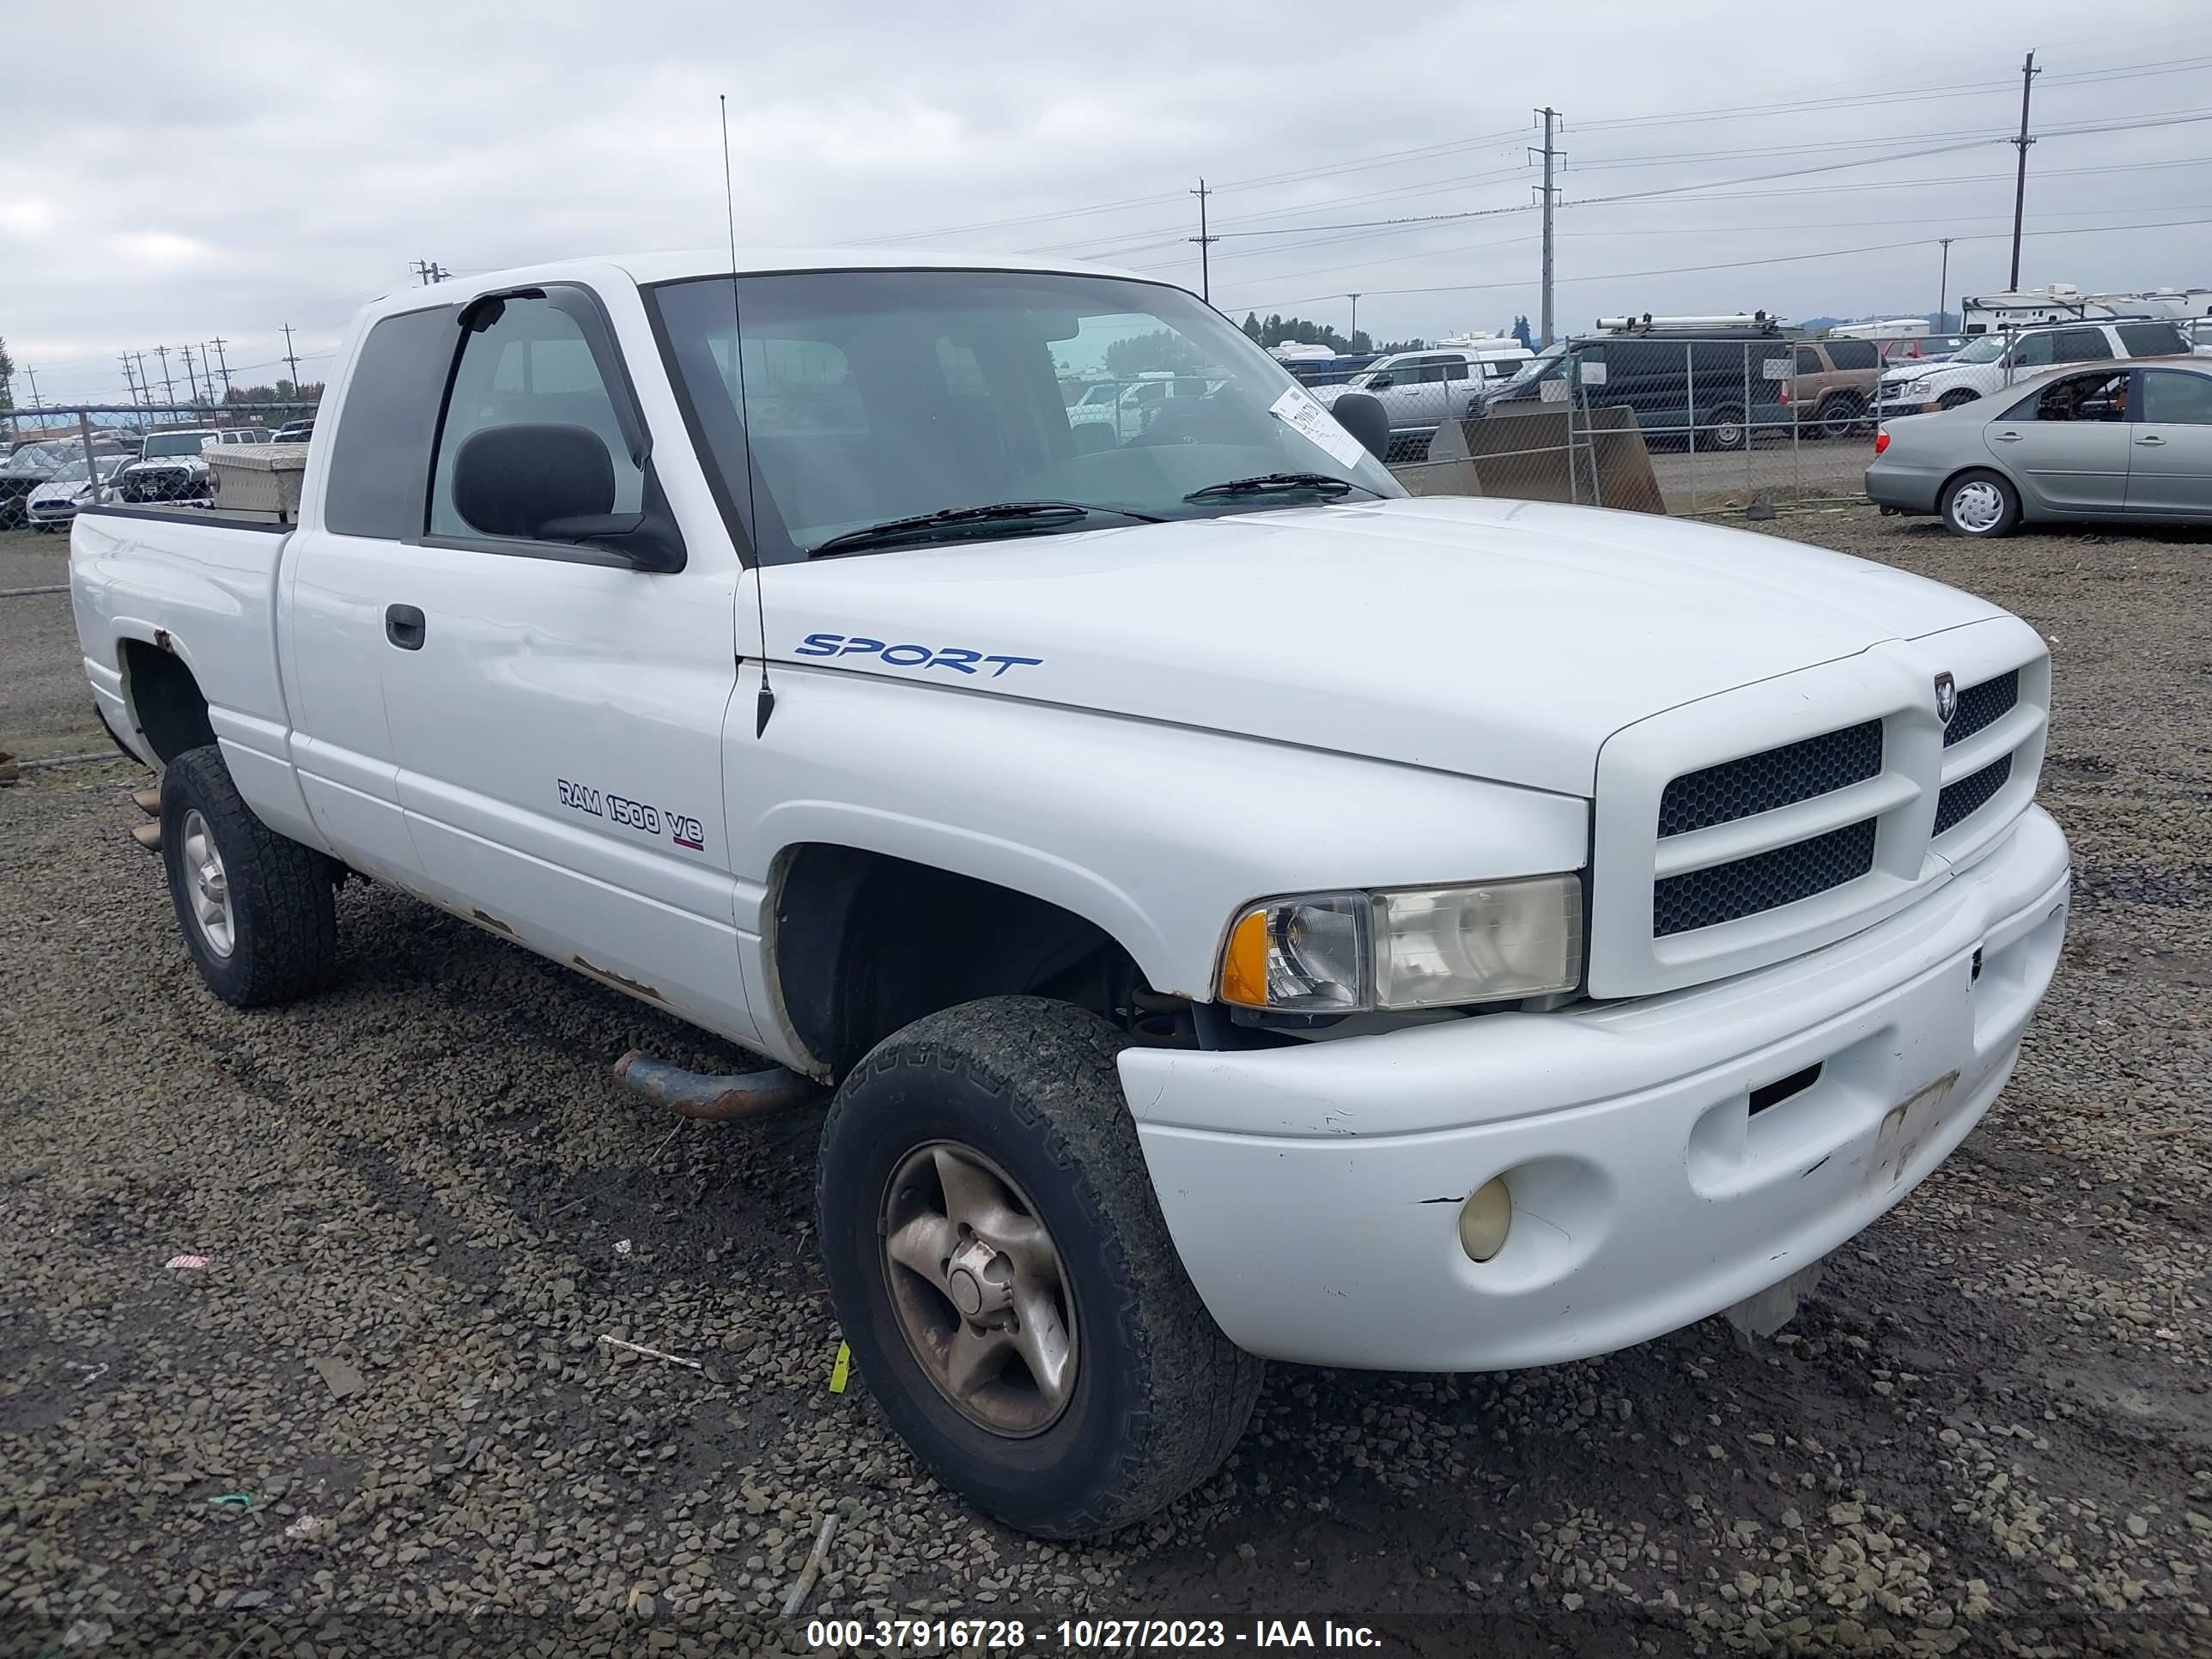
0, 525, 90, 765
3, 507, 2209, 1656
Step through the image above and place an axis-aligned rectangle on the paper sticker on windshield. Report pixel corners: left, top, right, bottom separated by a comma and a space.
1267, 387, 1366, 468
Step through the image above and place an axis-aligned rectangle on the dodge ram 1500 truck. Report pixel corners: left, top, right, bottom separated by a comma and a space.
71, 250, 2070, 1540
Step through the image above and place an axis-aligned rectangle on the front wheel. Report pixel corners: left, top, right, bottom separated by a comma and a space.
160, 744, 339, 1006
1705, 406, 1747, 451
817, 997, 1264, 1538
1941, 469, 2022, 538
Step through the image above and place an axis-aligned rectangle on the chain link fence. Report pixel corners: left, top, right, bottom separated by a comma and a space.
1391, 335, 1876, 515
3, 401, 318, 526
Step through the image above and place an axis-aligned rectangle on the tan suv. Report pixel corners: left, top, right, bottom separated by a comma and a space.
1787, 337, 1885, 439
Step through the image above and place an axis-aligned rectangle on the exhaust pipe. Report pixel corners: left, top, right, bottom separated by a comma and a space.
131, 823, 161, 854
613, 1050, 821, 1121
133, 786, 161, 817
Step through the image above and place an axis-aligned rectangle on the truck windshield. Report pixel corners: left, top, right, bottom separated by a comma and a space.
1945, 337, 2008, 365
143, 434, 210, 457
647, 269, 1402, 564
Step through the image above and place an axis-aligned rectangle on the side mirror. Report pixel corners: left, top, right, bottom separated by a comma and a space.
451, 423, 683, 571
1330, 392, 1392, 462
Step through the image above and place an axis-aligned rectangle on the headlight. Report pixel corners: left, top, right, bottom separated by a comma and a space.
1219, 876, 1583, 1013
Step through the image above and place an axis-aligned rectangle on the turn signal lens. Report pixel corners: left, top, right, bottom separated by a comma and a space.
1218, 893, 1370, 1014
1458, 1177, 1513, 1262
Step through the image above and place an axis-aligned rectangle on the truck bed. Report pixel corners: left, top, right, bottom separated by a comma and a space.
70, 506, 301, 810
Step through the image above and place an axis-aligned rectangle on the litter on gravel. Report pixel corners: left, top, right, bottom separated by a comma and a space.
162, 1254, 210, 1271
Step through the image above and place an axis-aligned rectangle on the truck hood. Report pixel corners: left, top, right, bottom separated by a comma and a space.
764, 496, 2007, 797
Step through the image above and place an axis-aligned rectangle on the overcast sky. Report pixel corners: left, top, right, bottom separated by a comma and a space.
6, 0, 2212, 407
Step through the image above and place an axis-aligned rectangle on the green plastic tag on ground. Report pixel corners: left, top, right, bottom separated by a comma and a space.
828, 1340, 851, 1394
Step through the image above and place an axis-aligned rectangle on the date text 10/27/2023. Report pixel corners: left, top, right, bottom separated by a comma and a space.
804, 1618, 1386, 1650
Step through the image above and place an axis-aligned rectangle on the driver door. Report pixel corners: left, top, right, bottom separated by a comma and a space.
372, 283, 755, 1037
1984, 369, 2133, 512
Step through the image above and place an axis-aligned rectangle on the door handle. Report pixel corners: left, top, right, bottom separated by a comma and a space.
2135, 434, 2166, 447
385, 604, 426, 650
1991, 431, 2023, 442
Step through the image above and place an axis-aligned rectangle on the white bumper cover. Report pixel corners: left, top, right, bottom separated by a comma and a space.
1121, 806, 2069, 1371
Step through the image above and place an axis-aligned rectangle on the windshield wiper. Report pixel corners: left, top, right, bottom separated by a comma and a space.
1182, 472, 1377, 503
810, 500, 1160, 557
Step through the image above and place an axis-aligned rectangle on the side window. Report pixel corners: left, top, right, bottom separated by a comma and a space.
2117, 322, 2188, 358
2031, 371, 2130, 422
1414, 357, 1452, 384
2142, 370, 2212, 425
324, 305, 459, 541
1443, 358, 1471, 382
428, 295, 643, 539
2051, 328, 2112, 364
1795, 347, 1823, 374
2011, 333, 2056, 368
1830, 340, 1881, 369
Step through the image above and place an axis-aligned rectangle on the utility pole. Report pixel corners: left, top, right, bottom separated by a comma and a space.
411, 259, 451, 286
1531, 107, 1563, 348
25, 368, 42, 432
209, 337, 234, 403
182, 344, 206, 408
1188, 181, 1218, 304
1346, 294, 1360, 349
281, 324, 301, 392
119, 354, 141, 418
2008, 50, 2039, 291
1937, 238, 1954, 332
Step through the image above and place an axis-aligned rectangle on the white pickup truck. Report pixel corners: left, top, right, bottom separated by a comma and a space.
72, 249, 2070, 1539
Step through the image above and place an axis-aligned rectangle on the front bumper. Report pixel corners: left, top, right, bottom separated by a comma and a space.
1122, 806, 2069, 1370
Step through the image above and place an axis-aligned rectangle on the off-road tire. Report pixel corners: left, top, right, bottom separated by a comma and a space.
817, 996, 1265, 1537
160, 744, 339, 1006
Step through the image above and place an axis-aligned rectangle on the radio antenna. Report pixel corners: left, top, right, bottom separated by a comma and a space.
722, 94, 774, 734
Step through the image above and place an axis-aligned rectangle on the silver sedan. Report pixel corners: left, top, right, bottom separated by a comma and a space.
1864, 357, 2212, 536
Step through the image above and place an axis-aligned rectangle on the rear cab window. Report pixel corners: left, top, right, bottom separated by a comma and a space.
321, 306, 459, 540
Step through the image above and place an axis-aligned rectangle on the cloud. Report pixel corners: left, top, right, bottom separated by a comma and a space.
5, 0, 2210, 402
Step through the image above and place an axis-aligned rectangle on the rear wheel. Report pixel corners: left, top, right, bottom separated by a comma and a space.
1705, 406, 1747, 451
160, 744, 339, 1006
817, 996, 1264, 1537
1817, 394, 1863, 440
1941, 469, 2021, 538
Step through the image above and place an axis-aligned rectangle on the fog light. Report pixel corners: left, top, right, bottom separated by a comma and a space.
1457, 1176, 1512, 1262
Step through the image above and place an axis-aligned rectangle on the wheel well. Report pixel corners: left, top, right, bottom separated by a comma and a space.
118, 639, 216, 763
769, 844, 1145, 1079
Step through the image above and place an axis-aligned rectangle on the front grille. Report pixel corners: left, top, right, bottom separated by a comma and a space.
1934, 753, 2013, 836
1654, 819, 1879, 937
1944, 669, 2018, 748
1658, 720, 1883, 838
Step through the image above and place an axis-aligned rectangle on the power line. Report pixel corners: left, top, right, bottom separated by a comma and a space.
1225, 212, 2212, 312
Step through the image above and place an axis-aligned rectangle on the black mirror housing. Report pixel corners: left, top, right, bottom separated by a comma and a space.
451, 422, 684, 570
1329, 392, 1393, 463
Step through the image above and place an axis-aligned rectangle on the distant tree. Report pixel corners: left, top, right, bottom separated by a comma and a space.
0, 335, 13, 414
1510, 314, 1534, 350
1241, 312, 1262, 340
1373, 337, 1427, 353
1348, 330, 1373, 355
1104, 330, 1205, 376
